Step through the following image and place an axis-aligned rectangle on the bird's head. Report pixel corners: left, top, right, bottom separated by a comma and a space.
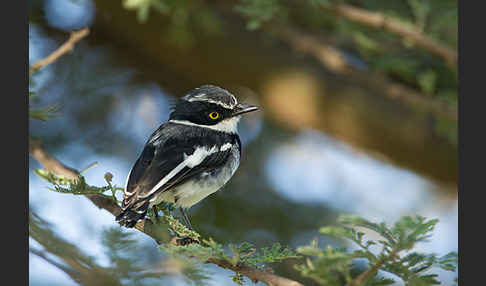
169, 85, 260, 133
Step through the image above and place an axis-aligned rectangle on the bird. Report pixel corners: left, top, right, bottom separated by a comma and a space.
115, 85, 260, 236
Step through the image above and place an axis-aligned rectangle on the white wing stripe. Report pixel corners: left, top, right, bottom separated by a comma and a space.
220, 142, 233, 152
137, 145, 219, 199
124, 168, 133, 195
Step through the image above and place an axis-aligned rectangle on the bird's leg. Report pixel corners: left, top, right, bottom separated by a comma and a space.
153, 205, 160, 222
176, 207, 199, 246
180, 207, 193, 230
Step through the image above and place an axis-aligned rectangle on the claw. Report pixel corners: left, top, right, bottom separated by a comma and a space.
176, 237, 200, 246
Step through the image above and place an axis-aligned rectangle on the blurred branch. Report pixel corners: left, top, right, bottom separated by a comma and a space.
30, 248, 79, 280
321, 3, 457, 69
29, 211, 123, 286
29, 138, 79, 180
29, 137, 120, 215
29, 137, 304, 286
29, 28, 90, 75
267, 25, 457, 121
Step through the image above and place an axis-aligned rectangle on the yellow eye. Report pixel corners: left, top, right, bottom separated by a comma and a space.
209, 112, 219, 120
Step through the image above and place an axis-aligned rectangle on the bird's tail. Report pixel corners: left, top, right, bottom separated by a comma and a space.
115, 200, 150, 228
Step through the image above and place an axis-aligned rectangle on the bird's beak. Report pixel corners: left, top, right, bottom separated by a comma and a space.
232, 103, 260, 117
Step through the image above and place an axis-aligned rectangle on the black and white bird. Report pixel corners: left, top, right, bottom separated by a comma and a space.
116, 85, 260, 231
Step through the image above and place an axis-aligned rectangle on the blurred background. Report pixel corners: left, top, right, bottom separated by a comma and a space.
28, 0, 457, 285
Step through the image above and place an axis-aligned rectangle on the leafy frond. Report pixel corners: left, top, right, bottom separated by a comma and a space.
235, 0, 284, 30
29, 103, 62, 121
296, 214, 458, 286
34, 169, 123, 203
34, 167, 457, 286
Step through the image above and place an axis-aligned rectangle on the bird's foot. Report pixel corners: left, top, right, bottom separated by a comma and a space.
176, 237, 200, 246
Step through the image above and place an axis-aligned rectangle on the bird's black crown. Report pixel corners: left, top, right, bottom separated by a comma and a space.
169, 85, 257, 126
183, 85, 238, 108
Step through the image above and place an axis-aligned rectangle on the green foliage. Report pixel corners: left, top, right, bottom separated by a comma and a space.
295, 214, 458, 286
31, 209, 210, 286
34, 169, 123, 202
160, 239, 300, 285
119, 0, 457, 107
235, 0, 284, 30
295, 241, 352, 285
34, 169, 456, 286
164, 214, 201, 241
237, 242, 300, 268
308, 0, 331, 8
122, 0, 223, 47
160, 215, 299, 285
29, 76, 61, 121
29, 211, 99, 271
123, 0, 169, 23
101, 227, 211, 286
407, 0, 431, 31
101, 227, 146, 283
29, 102, 62, 121
352, 32, 381, 57
417, 70, 437, 95
160, 215, 299, 267
30, 211, 121, 286
35, 170, 299, 284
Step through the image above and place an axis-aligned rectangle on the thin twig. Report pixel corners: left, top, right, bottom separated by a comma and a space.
80, 161, 99, 174
30, 248, 79, 279
347, 250, 398, 286
322, 3, 457, 69
29, 138, 121, 214
29, 28, 90, 75
29, 138, 304, 286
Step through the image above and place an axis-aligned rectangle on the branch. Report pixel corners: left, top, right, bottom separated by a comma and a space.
29, 137, 121, 215
29, 138, 304, 286
29, 28, 90, 75
208, 258, 304, 286
30, 211, 122, 285
266, 25, 457, 121
30, 248, 79, 280
347, 250, 398, 286
322, 3, 457, 69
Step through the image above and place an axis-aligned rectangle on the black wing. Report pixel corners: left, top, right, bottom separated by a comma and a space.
116, 122, 235, 227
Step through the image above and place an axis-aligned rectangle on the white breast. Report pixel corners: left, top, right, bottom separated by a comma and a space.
150, 145, 240, 209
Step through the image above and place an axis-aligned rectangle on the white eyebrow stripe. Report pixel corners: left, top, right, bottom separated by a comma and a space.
137, 145, 219, 199
169, 118, 240, 133
185, 97, 236, 109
